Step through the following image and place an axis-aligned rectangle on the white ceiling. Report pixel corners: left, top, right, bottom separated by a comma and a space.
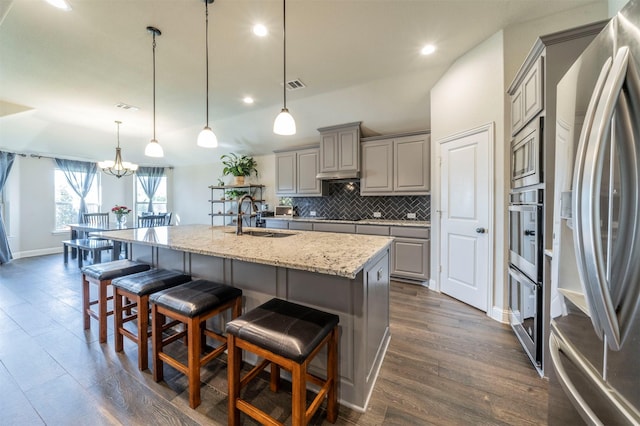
0, 0, 605, 167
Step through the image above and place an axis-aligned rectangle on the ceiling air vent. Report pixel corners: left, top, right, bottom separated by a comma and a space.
286, 79, 306, 91
115, 102, 140, 111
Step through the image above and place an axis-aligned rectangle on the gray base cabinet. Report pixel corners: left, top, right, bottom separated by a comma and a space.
263, 219, 431, 283
390, 226, 430, 282
391, 238, 429, 281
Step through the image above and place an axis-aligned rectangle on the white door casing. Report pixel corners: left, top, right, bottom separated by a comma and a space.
439, 124, 492, 312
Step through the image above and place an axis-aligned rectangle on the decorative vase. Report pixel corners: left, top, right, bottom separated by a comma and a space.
117, 214, 127, 227
234, 176, 245, 185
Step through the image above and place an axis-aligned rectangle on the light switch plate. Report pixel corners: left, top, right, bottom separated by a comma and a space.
407, 213, 417, 219
310, 211, 316, 216
373, 212, 382, 218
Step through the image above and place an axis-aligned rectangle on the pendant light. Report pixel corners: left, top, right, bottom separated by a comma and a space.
273, 0, 296, 135
145, 26, 164, 158
197, 0, 218, 148
98, 121, 138, 178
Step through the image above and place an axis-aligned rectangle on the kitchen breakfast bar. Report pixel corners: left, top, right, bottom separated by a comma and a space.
93, 224, 392, 411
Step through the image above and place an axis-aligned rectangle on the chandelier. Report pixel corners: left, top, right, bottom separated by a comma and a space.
98, 121, 138, 178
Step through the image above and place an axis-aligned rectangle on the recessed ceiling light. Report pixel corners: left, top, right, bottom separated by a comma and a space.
421, 44, 436, 55
44, 0, 72, 11
253, 24, 268, 37
243, 96, 255, 104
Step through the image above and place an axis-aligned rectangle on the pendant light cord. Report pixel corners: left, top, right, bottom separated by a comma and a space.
282, 0, 287, 109
152, 33, 157, 141
206, 1, 210, 127
116, 120, 121, 148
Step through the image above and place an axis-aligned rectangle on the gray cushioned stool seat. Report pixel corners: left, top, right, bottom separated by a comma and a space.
112, 269, 192, 296
226, 298, 340, 363
150, 279, 242, 318
82, 259, 150, 281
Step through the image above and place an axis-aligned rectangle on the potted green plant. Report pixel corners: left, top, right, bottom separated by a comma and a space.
220, 153, 258, 185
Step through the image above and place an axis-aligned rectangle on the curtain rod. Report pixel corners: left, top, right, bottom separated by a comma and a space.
0, 149, 173, 169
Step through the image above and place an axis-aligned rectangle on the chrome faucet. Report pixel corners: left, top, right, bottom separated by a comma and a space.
236, 194, 257, 235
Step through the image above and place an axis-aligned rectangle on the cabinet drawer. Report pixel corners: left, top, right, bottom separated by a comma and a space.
288, 221, 313, 231
313, 222, 356, 234
390, 226, 430, 239
356, 225, 390, 236
265, 219, 289, 230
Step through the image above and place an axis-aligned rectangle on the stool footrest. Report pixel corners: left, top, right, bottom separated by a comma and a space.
241, 358, 271, 388
200, 343, 227, 366
236, 399, 283, 426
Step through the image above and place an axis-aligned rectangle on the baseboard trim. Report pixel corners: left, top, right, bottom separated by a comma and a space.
491, 305, 510, 324
12, 247, 62, 259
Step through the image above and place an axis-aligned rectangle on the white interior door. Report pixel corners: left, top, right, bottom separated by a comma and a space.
440, 126, 491, 311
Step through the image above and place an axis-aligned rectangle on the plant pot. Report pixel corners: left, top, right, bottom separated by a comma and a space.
234, 176, 245, 185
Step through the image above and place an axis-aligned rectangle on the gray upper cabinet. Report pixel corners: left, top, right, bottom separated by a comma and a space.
297, 148, 323, 195
360, 140, 393, 192
361, 132, 430, 196
318, 122, 361, 176
275, 146, 326, 197
510, 56, 544, 136
275, 151, 296, 194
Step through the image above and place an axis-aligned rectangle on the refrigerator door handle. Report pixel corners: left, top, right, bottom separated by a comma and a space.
572, 55, 613, 338
575, 46, 640, 351
549, 334, 604, 426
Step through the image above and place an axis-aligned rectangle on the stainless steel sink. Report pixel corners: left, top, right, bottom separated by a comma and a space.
225, 230, 295, 238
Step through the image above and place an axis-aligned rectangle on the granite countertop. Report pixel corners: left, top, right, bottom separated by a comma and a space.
96, 224, 393, 279
268, 217, 430, 227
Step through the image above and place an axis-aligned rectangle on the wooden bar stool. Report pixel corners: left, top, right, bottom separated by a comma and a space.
112, 269, 192, 371
81, 260, 151, 343
226, 298, 340, 426
150, 279, 242, 408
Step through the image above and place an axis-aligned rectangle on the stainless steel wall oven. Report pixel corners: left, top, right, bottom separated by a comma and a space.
509, 265, 542, 368
508, 189, 543, 282
508, 187, 544, 372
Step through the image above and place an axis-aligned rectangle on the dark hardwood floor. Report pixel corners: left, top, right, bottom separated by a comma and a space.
0, 254, 548, 425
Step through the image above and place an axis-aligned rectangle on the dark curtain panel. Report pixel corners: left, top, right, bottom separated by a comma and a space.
54, 159, 97, 224
0, 151, 16, 264
137, 167, 165, 213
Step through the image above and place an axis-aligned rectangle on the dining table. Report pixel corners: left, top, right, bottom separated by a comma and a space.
67, 223, 134, 260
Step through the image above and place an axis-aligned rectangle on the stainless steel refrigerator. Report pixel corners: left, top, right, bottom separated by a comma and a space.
550, 0, 640, 423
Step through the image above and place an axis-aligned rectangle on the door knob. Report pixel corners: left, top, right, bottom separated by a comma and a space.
476, 227, 486, 234
524, 229, 536, 236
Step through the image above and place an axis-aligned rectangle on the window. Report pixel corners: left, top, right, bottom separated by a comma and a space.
135, 176, 167, 214
54, 169, 101, 231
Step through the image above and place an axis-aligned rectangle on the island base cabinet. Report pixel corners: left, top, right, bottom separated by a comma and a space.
128, 242, 391, 412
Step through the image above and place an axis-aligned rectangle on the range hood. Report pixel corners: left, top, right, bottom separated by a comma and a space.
316, 170, 360, 180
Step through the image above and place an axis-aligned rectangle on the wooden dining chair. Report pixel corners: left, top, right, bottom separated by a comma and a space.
83, 213, 110, 227
138, 214, 167, 228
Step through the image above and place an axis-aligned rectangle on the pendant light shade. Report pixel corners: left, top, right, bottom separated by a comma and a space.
197, 0, 218, 148
273, 108, 296, 135
197, 126, 218, 147
99, 121, 138, 178
273, 0, 296, 135
145, 26, 164, 158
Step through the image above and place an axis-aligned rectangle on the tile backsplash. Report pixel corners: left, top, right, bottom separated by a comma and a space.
279, 181, 430, 221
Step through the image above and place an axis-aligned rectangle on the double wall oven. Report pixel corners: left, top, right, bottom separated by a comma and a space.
508, 117, 544, 372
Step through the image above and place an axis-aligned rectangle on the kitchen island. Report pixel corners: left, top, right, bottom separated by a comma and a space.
94, 224, 392, 411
